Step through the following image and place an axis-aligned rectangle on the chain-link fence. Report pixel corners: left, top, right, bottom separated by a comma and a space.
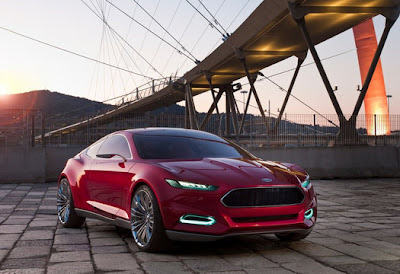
1, 109, 400, 148
240, 114, 400, 147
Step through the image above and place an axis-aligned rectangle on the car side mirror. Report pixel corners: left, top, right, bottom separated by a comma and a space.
96, 153, 127, 162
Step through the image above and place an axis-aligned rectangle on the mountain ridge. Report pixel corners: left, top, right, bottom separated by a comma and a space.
0, 89, 186, 118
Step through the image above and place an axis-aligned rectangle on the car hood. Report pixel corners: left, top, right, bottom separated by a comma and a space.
157, 158, 306, 187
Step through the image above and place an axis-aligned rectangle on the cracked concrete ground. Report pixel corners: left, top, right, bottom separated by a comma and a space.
0, 179, 400, 273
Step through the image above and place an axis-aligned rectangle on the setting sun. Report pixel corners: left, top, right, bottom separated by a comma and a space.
0, 84, 9, 95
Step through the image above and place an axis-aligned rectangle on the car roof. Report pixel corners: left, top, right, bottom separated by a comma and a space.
123, 128, 224, 142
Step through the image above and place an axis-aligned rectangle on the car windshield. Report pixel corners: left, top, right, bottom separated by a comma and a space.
133, 134, 250, 160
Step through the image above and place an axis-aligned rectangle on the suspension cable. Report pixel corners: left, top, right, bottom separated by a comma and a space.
179, 0, 226, 70
80, 0, 165, 78
105, 0, 200, 64
161, 1, 199, 74
207, 0, 250, 54
133, 0, 161, 65
145, 0, 184, 77
196, 0, 229, 38
185, 0, 228, 39
129, 0, 200, 64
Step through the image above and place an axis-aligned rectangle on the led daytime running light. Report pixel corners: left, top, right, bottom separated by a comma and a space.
301, 176, 311, 188
165, 179, 218, 191
179, 214, 216, 226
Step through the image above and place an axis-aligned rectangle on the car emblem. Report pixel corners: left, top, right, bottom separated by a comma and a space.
262, 178, 272, 183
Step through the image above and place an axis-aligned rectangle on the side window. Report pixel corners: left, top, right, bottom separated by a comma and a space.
97, 135, 132, 159
86, 139, 105, 158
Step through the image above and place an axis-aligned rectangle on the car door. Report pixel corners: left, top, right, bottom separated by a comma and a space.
88, 134, 135, 220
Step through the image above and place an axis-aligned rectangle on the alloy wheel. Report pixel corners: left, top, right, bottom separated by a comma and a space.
57, 179, 71, 224
131, 188, 154, 247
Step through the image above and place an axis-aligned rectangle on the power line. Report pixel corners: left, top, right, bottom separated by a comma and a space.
196, 0, 229, 38
253, 49, 356, 83
0, 24, 154, 79
239, 48, 357, 127
105, 0, 200, 64
258, 73, 339, 127
80, 0, 165, 78
185, 0, 227, 39
129, 0, 200, 64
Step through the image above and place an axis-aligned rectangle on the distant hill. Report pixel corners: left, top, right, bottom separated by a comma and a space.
0, 89, 186, 121
147, 103, 185, 115
0, 90, 112, 119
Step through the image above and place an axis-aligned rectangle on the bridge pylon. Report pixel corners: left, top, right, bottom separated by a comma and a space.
287, 1, 399, 143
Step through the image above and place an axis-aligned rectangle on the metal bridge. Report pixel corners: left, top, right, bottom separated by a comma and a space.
39, 0, 400, 142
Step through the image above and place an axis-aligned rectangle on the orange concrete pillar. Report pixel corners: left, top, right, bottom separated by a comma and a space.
353, 19, 390, 135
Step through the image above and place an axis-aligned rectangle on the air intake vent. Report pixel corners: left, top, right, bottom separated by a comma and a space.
221, 187, 304, 207
232, 214, 298, 223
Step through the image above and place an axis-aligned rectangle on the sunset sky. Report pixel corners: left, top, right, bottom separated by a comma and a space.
0, 0, 399, 116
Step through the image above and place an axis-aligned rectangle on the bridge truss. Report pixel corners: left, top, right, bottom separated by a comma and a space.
37, 0, 400, 145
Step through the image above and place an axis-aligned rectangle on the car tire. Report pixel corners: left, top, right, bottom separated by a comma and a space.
57, 178, 86, 228
130, 185, 169, 252
275, 231, 311, 241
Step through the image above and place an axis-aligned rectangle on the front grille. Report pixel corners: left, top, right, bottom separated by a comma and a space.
221, 187, 304, 207
232, 214, 298, 223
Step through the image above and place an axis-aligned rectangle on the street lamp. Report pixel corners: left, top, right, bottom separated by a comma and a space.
240, 90, 248, 112
387, 95, 392, 115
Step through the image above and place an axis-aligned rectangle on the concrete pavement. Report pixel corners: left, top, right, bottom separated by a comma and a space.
0, 179, 400, 273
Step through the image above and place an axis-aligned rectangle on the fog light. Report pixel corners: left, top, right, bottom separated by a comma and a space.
179, 214, 216, 226
305, 208, 314, 220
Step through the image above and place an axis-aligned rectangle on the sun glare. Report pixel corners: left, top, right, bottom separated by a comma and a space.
0, 84, 8, 96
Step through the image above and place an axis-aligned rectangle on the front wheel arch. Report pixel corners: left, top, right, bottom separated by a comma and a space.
129, 180, 164, 220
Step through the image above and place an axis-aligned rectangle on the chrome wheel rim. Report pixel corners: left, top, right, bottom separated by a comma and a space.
57, 179, 71, 224
131, 188, 154, 247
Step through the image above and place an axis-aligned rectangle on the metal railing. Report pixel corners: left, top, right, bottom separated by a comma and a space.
1, 109, 399, 148
116, 77, 179, 106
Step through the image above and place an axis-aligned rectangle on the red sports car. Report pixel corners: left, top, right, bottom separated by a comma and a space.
57, 128, 317, 252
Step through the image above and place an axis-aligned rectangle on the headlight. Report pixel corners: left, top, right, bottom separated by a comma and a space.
301, 176, 311, 189
165, 179, 218, 191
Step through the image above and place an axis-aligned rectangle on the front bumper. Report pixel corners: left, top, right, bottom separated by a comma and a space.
159, 183, 317, 239
166, 226, 313, 242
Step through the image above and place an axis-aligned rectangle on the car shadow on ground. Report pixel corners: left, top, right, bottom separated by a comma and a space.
116, 226, 290, 255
